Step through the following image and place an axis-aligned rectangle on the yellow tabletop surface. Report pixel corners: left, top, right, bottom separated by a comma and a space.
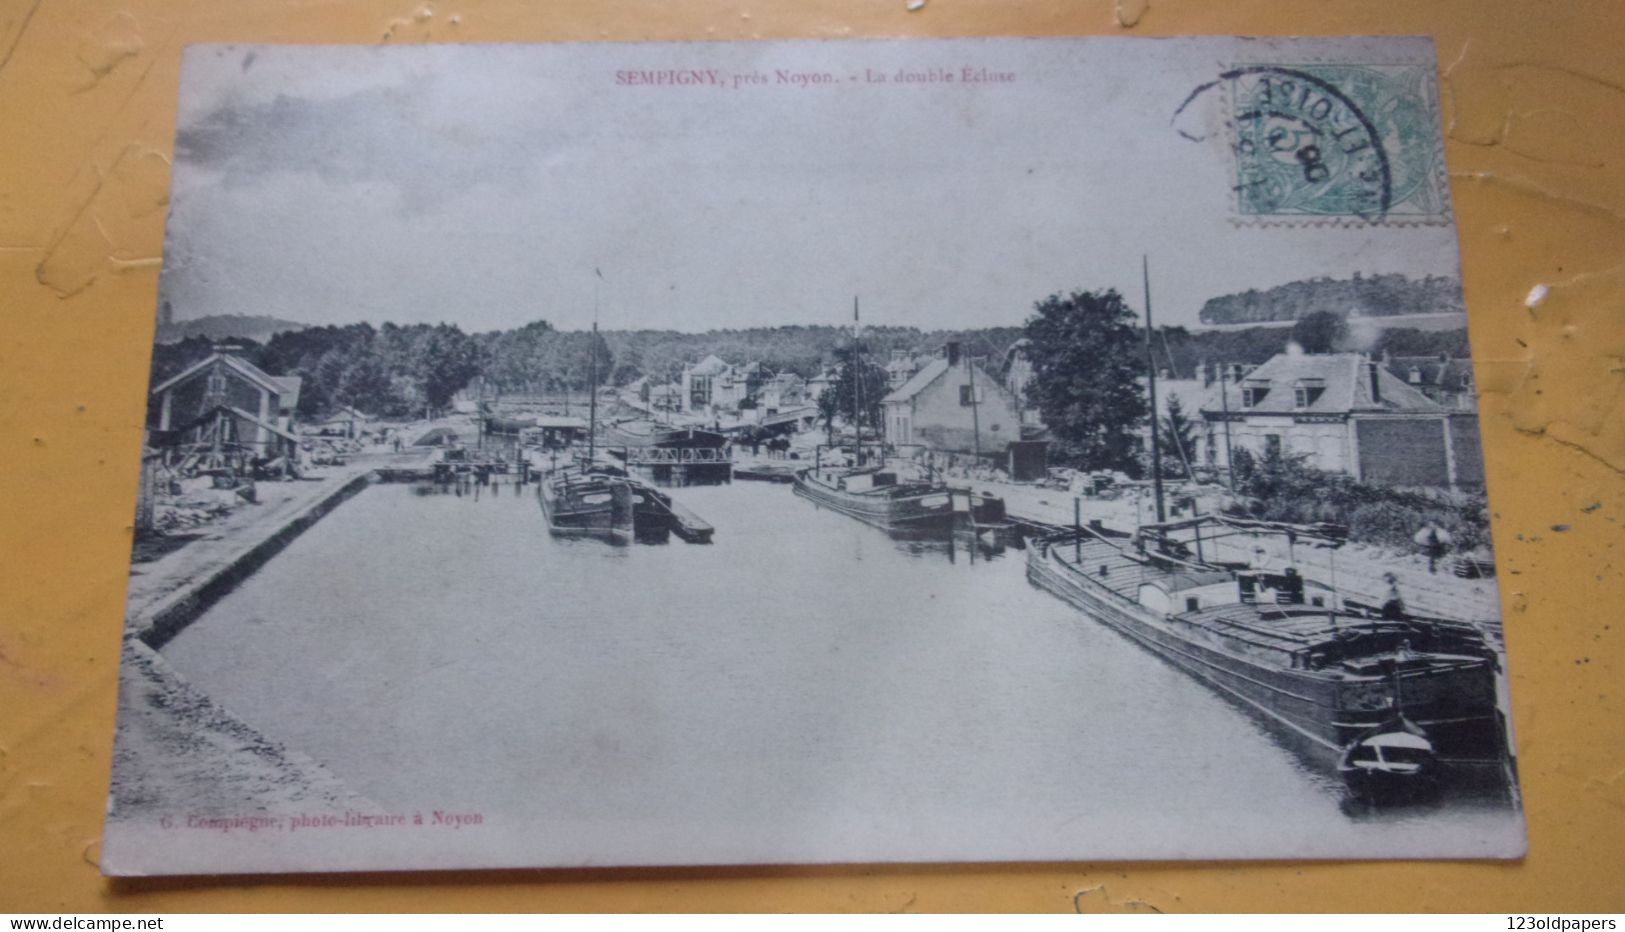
2, 0, 1622, 913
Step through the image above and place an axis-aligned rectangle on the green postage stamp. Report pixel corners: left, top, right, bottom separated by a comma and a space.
1223, 63, 1451, 223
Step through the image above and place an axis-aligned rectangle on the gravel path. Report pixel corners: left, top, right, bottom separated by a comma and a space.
107, 638, 373, 825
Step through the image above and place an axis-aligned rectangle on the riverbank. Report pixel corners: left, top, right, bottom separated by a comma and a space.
127, 458, 405, 645
110, 456, 416, 841
107, 637, 375, 838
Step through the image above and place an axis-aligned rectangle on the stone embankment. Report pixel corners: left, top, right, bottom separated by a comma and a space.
127, 462, 377, 647
111, 456, 414, 833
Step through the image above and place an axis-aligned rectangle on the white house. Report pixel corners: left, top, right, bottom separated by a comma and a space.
880, 341, 1023, 458
1199, 352, 1482, 488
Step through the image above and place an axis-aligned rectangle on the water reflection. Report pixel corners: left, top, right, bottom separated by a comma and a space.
408, 477, 533, 502
890, 530, 1009, 565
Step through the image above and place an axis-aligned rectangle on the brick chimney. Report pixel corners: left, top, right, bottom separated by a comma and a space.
945, 340, 961, 366
1366, 358, 1382, 403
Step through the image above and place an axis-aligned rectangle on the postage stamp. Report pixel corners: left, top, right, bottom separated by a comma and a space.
1221, 63, 1450, 224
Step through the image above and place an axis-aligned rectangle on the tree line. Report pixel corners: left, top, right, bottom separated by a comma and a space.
152, 323, 484, 419
149, 307, 1470, 433
1197, 273, 1464, 325
149, 320, 1027, 421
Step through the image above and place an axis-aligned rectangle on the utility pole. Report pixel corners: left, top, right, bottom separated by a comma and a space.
967, 349, 981, 463
1219, 363, 1236, 489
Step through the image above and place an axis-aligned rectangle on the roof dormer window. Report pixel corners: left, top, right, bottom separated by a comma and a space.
1292, 377, 1326, 409
1242, 379, 1270, 408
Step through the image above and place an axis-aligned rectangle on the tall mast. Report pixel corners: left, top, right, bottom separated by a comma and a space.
851, 296, 862, 457
588, 268, 603, 465
587, 320, 598, 465
1144, 255, 1167, 524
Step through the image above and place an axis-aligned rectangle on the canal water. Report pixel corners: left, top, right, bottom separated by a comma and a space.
162, 480, 1524, 863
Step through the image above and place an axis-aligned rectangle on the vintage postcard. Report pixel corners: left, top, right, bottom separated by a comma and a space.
104, 36, 1525, 875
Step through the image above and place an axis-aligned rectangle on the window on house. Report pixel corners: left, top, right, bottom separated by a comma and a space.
959, 385, 984, 406
1242, 385, 1269, 407
1265, 434, 1282, 457
1291, 378, 1326, 409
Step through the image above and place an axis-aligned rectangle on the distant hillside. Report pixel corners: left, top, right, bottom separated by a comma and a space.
1198, 273, 1464, 326
155, 314, 306, 345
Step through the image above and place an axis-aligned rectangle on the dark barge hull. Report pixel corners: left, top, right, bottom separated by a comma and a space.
538, 479, 634, 540
734, 465, 797, 483
1025, 536, 1503, 762
483, 414, 536, 435
792, 472, 958, 536
628, 485, 673, 543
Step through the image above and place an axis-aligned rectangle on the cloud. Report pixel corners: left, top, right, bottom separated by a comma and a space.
174, 75, 537, 214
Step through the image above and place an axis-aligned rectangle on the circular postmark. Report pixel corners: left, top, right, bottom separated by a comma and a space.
1171, 62, 1449, 224
1222, 65, 1392, 220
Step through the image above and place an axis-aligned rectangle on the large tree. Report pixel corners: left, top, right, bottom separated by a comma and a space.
1023, 288, 1149, 474
816, 386, 840, 447
1291, 310, 1349, 354
828, 340, 889, 434
413, 324, 482, 413
337, 353, 397, 413
1158, 393, 1200, 478
549, 329, 615, 393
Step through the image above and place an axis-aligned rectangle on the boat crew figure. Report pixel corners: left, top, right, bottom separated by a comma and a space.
1381, 572, 1407, 621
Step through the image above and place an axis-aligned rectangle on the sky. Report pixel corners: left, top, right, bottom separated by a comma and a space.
157, 37, 1465, 334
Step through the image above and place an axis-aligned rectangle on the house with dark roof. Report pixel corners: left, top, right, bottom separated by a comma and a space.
881, 341, 1027, 461
149, 351, 302, 457
1383, 352, 1477, 410
1199, 352, 1482, 489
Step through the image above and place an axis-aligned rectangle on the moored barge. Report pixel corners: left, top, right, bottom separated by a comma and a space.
793, 464, 1006, 538
539, 463, 717, 544
1025, 522, 1504, 766
538, 468, 635, 540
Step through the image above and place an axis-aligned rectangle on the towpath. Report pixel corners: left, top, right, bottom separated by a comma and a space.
955, 477, 1503, 625
124, 452, 422, 639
